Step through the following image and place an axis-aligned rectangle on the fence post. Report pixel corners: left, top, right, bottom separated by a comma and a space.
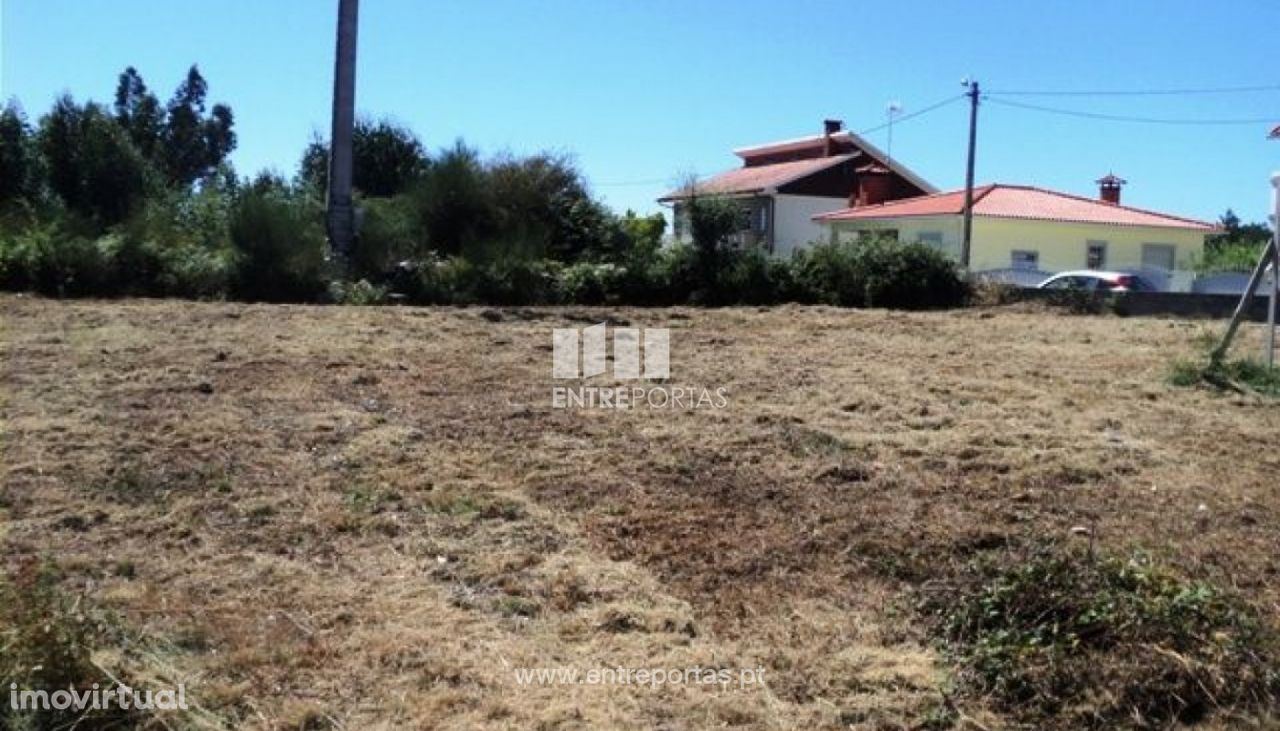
1268, 173, 1280, 367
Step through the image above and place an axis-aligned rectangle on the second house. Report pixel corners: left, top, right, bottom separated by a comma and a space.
660, 120, 936, 257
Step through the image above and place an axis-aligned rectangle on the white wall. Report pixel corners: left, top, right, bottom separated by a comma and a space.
831, 215, 963, 259
772, 195, 850, 257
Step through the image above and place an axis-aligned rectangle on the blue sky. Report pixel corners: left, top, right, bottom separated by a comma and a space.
3, 0, 1279, 222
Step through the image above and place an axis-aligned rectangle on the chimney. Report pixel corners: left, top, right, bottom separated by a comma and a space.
1097, 173, 1126, 205
853, 164, 892, 207
823, 119, 844, 157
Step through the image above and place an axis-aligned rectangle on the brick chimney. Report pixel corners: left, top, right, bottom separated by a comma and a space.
853, 164, 892, 207
823, 119, 844, 157
1097, 173, 1126, 205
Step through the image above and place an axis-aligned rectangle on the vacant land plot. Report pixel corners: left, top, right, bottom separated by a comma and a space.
2, 295, 1278, 730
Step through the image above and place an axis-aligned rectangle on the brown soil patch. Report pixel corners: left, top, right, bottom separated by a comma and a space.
3, 295, 1278, 729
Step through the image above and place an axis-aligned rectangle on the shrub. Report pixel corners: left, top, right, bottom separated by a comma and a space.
0, 223, 116, 297
558, 261, 623, 305
793, 239, 867, 307
653, 242, 701, 305
932, 548, 1280, 729
352, 195, 422, 282
329, 278, 389, 306
228, 186, 328, 302
795, 237, 968, 309
716, 247, 814, 305
686, 195, 741, 291
856, 237, 968, 309
1, 560, 145, 730
154, 243, 232, 299
1171, 355, 1280, 397
471, 258, 561, 306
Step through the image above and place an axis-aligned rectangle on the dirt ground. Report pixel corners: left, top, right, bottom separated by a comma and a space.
2, 294, 1278, 730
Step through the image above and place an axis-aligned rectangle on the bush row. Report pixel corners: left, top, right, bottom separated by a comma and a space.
0, 218, 970, 310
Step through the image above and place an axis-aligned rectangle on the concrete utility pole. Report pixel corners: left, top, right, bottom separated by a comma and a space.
960, 78, 980, 270
327, 0, 359, 263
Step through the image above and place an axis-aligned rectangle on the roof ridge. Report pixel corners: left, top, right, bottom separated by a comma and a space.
813, 185, 978, 220
732, 131, 853, 155
997, 185, 1218, 228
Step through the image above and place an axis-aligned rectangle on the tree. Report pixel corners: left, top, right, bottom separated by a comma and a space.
614, 210, 666, 262
0, 101, 42, 209
411, 141, 493, 257
1214, 208, 1272, 248
686, 192, 742, 286
113, 67, 165, 161
1196, 209, 1275, 272
299, 119, 429, 198
229, 181, 328, 302
486, 153, 614, 261
161, 66, 236, 186
38, 96, 152, 226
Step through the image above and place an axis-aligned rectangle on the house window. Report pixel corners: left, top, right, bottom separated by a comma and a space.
672, 204, 685, 239
1011, 250, 1040, 270
757, 203, 769, 234
857, 229, 898, 244
1141, 243, 1176, 271
917, 232, 943, 248
1086, 241, 1107, 270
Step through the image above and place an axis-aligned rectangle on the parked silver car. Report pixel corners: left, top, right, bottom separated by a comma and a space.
1037, 270, 1156, 293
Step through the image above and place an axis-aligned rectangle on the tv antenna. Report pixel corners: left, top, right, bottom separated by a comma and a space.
885, 101, 903, 166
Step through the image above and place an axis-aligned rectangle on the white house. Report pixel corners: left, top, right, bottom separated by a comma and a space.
659, 120, 937, 257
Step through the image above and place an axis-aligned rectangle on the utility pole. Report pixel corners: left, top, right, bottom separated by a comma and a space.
327, 0, 359, 264
960, 78, 980, 270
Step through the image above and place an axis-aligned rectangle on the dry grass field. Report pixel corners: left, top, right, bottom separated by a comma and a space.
3, 294, 1279, 730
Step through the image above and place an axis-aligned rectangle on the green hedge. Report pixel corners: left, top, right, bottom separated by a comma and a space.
0, 226, 970, 310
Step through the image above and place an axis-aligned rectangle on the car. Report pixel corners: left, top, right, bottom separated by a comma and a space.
1036, 270, 1155, 292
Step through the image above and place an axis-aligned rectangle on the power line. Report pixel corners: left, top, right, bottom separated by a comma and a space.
986, 83, 1280, 97
595, 95, 967, 189
985, 96, 1279, 126
594, 177, 669, 187
855, 94, 966, 136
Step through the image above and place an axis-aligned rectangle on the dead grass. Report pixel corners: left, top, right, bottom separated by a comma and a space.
2, 294, 1279, 729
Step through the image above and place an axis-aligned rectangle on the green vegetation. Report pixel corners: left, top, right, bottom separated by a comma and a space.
1, 561, 144, 730
930, 548, 1280, 729
0, 65, 970, 309
794, 236, 969, 309
1171, 355, 1280, 397
1191, 209, 1274, 273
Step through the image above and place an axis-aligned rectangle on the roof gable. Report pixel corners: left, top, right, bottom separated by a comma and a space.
661, 128, 938, 202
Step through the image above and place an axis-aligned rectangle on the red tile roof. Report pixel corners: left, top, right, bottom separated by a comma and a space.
815, 184, 1217, 231
658, 154, 857, 200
